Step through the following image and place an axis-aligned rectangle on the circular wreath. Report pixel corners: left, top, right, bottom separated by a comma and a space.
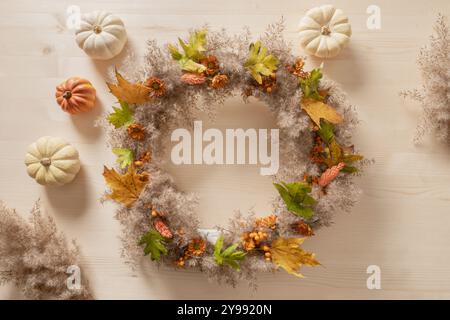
101, 21, 367, 287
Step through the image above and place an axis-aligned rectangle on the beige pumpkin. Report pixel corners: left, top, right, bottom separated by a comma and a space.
24, 136, 81, 186
75, 11, 127, 60
298, 5, 352, 58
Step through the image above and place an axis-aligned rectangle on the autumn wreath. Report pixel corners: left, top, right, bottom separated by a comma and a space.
101, 22, 368, 287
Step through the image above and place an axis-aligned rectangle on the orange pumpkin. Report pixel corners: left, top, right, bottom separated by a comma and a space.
55, 77, 96, 114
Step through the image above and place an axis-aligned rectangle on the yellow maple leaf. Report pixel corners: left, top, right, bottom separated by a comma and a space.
301, 99, 343, 127
106, 69, 152, 104
103, 165, 149, 207
270, 237, 320, 278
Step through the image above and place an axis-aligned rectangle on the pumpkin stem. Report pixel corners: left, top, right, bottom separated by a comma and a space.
93, 25, 102, 34
62, 91, 72, 99
40, 158, 51, 166
321, 26, 331, 36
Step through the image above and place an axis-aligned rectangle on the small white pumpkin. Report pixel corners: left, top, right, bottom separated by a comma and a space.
24, 136, 81, 186
75, 11, 127, 60
298, 5, 352, 58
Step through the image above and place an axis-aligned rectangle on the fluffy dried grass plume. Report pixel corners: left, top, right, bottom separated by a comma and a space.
0, 200, 93, 300
401, 14, 450, 144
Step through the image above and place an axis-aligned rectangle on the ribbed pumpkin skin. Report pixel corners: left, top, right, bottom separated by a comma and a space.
298, 5, 352, 58
24, 136, 81, 187
75, 11, 127, 60
55, 77, 96, 114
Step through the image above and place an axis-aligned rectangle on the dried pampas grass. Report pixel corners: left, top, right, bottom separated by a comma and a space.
0, 200, 93, 300
401, 14, 450, 144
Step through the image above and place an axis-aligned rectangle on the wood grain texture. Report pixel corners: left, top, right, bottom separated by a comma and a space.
1, 0, 450, 299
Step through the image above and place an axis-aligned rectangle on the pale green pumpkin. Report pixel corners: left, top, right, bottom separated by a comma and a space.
24, 136, 81, 186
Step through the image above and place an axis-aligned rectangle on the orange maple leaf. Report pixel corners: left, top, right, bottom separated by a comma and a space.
106, 69, 152, 104
103, 165, 149, 207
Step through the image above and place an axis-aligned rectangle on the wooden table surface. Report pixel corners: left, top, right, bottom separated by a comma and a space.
1, 0, 450, 299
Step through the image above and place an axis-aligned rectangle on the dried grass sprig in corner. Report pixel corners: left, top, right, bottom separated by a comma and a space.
401, 14, 450, 144
0, 200, 93, 300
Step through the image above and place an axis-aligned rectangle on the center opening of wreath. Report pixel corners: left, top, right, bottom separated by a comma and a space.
164, 97, 279, 228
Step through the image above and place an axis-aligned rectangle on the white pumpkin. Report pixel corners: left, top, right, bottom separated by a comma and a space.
298, 5, 352, 58
75, 11, 127, 60
24, 136, 81, 186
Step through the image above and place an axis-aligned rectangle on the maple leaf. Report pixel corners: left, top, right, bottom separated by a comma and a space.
244, 41, 279, 84
317, 119, 335, 144
316, 119, 363, 170
273, 182, 316, 219
139, 229, 168, 261
107, 101, 134, 129
168, 29, 207, 73
106, 69, 152, 104
323, 143, 363, 170
103, 165, 149, 207
301, 99, 343, 128
271, 237, 320, 277
300, 67, 324, 101
112, 147, 134, 168
213, 235, 246, 271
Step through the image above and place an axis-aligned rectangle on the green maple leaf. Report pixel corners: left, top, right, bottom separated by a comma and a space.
213, 235, 246, 271
178, 58, 206, 73
168, 29, 207, 73
316, 119, 363, 171
244, 41, 279, 84
273, 182, 316, 219
317, 119, 335, 144
300, 67, 323, 101
139, 230, 168, 261
107, 101, 134, 129
112, 148, 134, 168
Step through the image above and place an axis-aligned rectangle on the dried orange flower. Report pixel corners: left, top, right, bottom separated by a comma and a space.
145, 77, 166, 97
127, 123, 146, 140
287, 58, 309, 79
200, 55, 220, 76
187, 238, 206, 256
211, 74, 229, 89
294, 221, 315, 237
255, 215, 277, 230
134, 151, 152, 167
